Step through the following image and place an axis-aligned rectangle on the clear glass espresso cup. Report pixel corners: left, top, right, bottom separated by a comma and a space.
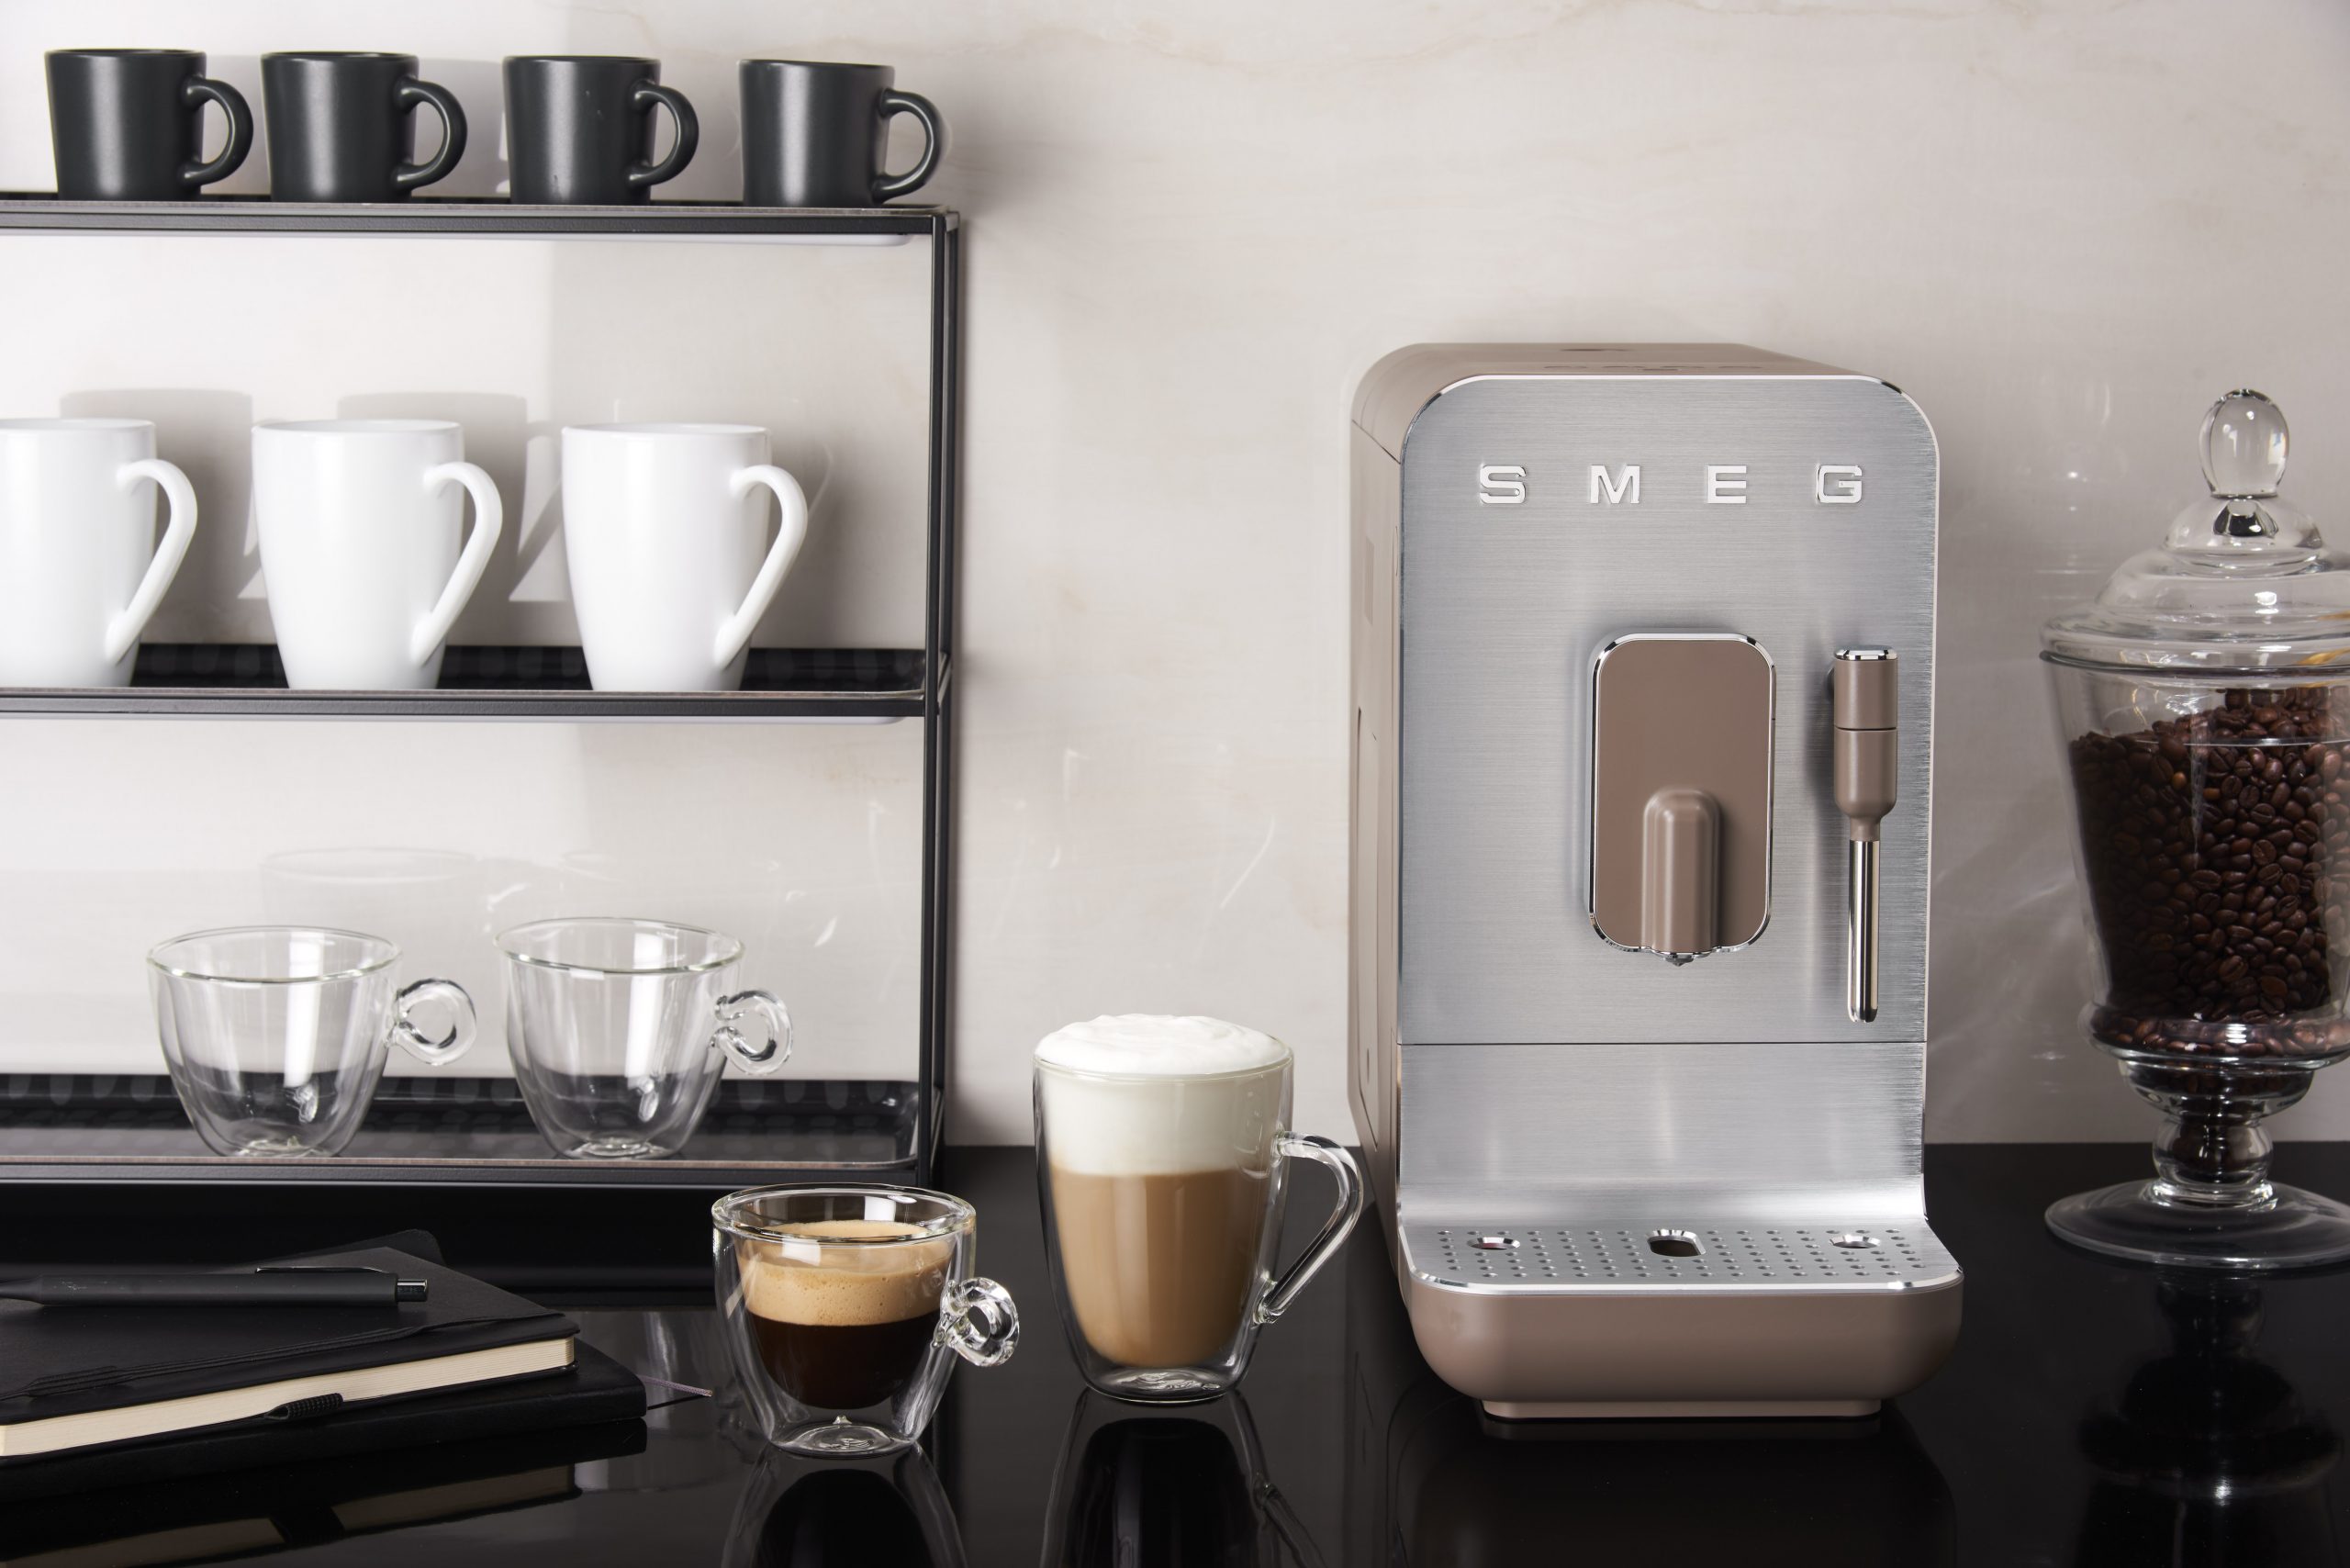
1033, 1018, 1367, 1403
712, 1184, 1020, 1457
148, 925, 476, 1157
498, 917, 790, 1159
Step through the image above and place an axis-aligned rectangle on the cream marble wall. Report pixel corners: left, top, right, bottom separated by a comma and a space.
2, 1, 2346, 1144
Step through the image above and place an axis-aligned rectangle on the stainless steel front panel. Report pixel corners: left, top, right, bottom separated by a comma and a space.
1397, 1041, 1926, 1215
1397, 375, 1937, 1045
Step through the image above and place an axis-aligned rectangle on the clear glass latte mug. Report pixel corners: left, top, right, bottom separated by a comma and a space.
148, 925, 475, 1157
498, 917, 790, 1159
1034, 1018, 1366, 1403
713, 1185, 1020, 1456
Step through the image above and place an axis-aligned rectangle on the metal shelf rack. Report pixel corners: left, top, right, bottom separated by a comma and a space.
0, 196, 961, 1189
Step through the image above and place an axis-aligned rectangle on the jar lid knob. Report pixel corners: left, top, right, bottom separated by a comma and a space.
2201, 389, 2288, 499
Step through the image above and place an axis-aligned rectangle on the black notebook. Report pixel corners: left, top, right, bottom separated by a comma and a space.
0, 1238, 583, 1466
0, 1410, 647, 1554
0, 1338, 647, 1505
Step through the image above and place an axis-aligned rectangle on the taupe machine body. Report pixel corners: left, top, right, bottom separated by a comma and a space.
1348, 345, 1960, 1417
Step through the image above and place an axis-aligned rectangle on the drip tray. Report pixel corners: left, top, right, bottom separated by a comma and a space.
1404, 1221, 1961, 1294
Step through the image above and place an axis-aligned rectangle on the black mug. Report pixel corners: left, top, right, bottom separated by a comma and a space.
738, 61, 942, 208
504, 56, 697, 205
262, 52, 466, 202
46, 49, 252, 200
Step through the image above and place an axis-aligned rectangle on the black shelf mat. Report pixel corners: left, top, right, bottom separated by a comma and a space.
0, 1074, 919, 1179
0, 194, 953, 239
0, 645, 929, 719
131, 644, 921, 694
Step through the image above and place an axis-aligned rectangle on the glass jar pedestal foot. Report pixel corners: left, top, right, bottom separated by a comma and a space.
2046, 1049, 2350, 1271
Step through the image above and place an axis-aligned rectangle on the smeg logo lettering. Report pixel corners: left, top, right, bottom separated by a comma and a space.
1475, 463, 1864, 508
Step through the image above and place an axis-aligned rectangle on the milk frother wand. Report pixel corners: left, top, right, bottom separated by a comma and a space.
1833, 649, 1899, 1023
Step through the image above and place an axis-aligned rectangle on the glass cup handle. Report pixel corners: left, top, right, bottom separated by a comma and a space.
938, 1276, 1019, 1367
711, 990, 791, 1075
390, 978, 476, 1067
1256, 1133, 1367, 1325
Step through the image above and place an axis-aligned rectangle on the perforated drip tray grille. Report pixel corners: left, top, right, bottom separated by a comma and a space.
1404, 1221, 1961, 1294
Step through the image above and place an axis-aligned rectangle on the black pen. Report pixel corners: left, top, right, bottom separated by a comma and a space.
0, 1267, 428, 1307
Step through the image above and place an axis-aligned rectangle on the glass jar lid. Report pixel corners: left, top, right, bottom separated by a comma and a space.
2042, 391, 2350, 675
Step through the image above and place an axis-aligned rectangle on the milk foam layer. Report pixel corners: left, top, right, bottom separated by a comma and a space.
1035, 1014, 1288, 1078
1035, 1016, 1288, 1178
740, 1221, 951, 1327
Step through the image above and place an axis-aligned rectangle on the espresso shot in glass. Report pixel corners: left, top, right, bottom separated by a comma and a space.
712, 1184, 1018, 1456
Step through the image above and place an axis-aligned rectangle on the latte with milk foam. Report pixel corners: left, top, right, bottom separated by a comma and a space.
1035, 1015, 1290, 1369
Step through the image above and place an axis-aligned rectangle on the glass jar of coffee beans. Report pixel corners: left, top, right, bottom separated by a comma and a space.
2042, 391, 2350, 1271
2064, 685, 2350, 1063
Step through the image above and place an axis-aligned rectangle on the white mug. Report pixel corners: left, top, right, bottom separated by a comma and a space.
252, 420, 503, 690
559, 424, 810, 692
0, 419, 196, 688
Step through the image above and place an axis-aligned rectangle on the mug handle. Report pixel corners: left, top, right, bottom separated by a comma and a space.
627, 81, 699, 190
871, 90, 943, 202
389, 978, 476, 1067
711, 989, 792, 1075
178, 77, 253, 188
1255, 1134, 1367, 1324
711, 465, 810, 672
408, 461, 503, 666
103, 458, 198, 666
938, 1277, 1020, 1367
392, 77, 468, 191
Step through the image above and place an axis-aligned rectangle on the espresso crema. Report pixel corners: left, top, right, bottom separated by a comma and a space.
741, 1220, 948, 1411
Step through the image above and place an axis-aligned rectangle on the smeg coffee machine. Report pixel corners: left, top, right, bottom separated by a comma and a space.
1348, 345, 1961, 1417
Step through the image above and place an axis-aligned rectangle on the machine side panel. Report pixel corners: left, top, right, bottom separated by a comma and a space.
1349, 423, 1404, 1221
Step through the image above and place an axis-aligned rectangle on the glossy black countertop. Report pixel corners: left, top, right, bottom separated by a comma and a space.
6, 1142, 2350, 1565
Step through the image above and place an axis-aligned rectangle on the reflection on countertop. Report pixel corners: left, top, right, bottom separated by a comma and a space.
2075, 1271, 2340, 1564
6, 1145, 2350, 1565
726, 1447, 968, 1568
1039, 1391, 1324, 1568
